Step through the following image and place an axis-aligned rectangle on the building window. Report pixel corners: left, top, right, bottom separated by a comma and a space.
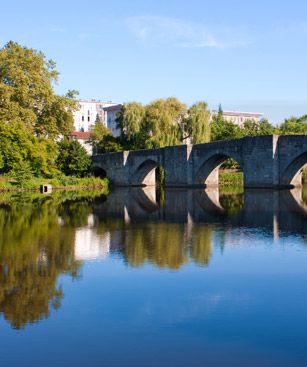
88, 116, 90, 122
82, 116, 84, 122
88, 110, 90, 115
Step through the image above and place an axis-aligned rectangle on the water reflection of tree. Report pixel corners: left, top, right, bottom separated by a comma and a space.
95, 219, 213, 270
219, 192, 244, 215
0, 193, 91, 329
190, 225, 212, 266
125, 223, 190, 269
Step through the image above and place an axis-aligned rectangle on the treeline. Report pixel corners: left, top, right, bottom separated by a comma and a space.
92, 102, 307, 154
0, 41, 91, 185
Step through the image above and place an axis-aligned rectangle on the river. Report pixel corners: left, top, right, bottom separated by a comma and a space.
0, 187, 306, 366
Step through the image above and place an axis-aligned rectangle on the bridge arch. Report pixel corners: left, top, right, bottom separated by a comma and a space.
281, 152, 307, 187
195, 152, 244, 187
91, 164, 107, 179
131, 159, 162, 186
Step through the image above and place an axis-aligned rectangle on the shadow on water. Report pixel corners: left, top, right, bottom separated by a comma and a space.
0, 186, 306, 329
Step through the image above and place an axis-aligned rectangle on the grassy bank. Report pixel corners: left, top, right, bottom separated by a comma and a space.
0, 175, 109, 192
219, 170, 244, 187
220, 168, 307, 187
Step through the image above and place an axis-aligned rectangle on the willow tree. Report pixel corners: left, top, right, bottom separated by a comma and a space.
184, 101, 211, 144
116, 102, 145, 148
140, 97, 187, 148
0, 41, 77, 139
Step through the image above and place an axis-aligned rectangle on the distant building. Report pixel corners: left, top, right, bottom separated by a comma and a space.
211, 110, 263, 127
70, 131, 92, 155
72, 100, 118, 132
103, 104, 123, 137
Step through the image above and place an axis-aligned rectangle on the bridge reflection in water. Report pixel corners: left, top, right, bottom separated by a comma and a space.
91, 187, 307, 270
93, 187, 307, 238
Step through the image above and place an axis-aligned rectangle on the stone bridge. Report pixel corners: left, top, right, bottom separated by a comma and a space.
92, 135, 307, 188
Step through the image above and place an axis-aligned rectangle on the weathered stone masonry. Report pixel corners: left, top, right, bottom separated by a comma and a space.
91, 135, 307, 188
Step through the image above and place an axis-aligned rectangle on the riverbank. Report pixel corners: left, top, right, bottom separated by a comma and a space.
0, 176, 109, 192
219, 171, 244, 187
219, 169, 307, 187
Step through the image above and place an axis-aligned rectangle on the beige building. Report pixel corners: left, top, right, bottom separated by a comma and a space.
211, 110, 263, 127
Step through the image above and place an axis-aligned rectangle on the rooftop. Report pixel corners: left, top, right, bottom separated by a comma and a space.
212, 110, 263, 117
71, 131, 91, 140
103, 104, 123, 111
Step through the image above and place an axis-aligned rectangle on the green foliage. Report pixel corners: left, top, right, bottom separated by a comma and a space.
184, 101, 210, 144
0, 174, 108, 191
10, 161, 33, 188
56, 139, 91, 177
95, 135, 123, 154
116, 102, 145, 147
0, 120, 58, 177
156, 166, 165, 186
140, 97, 187, 148
219, 171, 244, 187
89, 120, 111, 148
211, 118, 243, 141
0, 41, 77, 139
279, 115, 307, 134
211, 109, 277, 141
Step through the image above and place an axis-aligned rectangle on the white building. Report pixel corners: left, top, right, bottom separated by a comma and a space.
211, 110, 263, 127
103, 104, 123, 137
70, 131, 92, 155
72, 100, 118, 132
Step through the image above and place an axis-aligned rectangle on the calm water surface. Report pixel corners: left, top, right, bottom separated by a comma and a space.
0, 187, 306, 367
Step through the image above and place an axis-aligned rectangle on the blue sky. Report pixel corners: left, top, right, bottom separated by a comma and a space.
1, 0, 307, 123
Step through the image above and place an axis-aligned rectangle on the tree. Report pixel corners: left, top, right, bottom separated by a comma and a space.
89, 117, 112, 149
140, 97, 187, 148
210, 118, 243, 141
0, 120, 58, 177
184, 101, 210, 144
116, 102, 145, 147
279, 115, 307, 134
56, 139, 91, 177
242, 119, 261, 136
258, 118, 277, 135
242, 118, 276, 136
0, 41, 77, 139
95, 135, 123, 154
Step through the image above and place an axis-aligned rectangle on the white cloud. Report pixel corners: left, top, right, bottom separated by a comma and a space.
126, 15, 248, 49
